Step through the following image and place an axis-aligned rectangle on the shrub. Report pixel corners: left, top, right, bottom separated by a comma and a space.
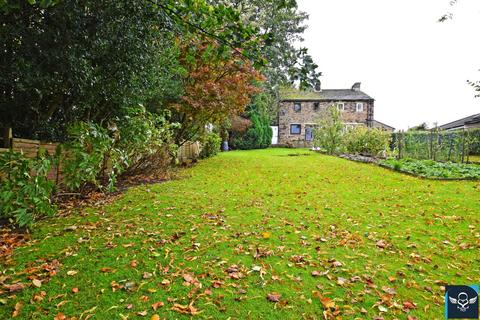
115, 106, 176, 174
63, 106, 177, 192
343, 127, 391, 156
62, 122, 119, 192
0, 151, 55, 227
229, 93, 273, 150
199, 132, 221, 159
313, 105, 344, 154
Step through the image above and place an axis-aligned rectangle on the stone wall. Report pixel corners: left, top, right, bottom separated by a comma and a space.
278, 100, 374, 145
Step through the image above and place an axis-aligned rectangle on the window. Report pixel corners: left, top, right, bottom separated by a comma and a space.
294, 102, 301, 113
356, 102, 364, 112
290, 124, 301, 135
337, 103, 345, 111
313, 102, 320, 111
305, 126, 314, 141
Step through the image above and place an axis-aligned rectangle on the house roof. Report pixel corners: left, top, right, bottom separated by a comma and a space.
372, 120, 395, 131
438, 113, 480, 130
280, 88, 374, 101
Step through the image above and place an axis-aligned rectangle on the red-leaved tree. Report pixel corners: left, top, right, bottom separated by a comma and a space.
169, 37, 264, 145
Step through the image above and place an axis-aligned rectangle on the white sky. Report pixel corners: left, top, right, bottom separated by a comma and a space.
296, 0, 480, 130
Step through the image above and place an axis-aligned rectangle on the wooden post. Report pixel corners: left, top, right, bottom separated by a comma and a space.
461, 128, 466, 163
3, 127, 12, 149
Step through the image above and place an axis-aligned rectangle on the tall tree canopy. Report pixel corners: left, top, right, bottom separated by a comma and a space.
0, 0, 264, 140
0, 0, 319, 143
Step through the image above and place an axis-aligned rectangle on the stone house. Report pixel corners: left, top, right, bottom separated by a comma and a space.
277, 82, 375, 146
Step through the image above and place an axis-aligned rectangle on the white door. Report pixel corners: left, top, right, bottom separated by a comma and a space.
271, 126, 278, 145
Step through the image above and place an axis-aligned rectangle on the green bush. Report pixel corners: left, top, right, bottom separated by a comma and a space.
230, 93, 273, 150
63, 106, 176, 192
313, 105, 344, 154
343, 126, 391, 156
115, 106, 176, 173
62, 122, 119, 192
199, 132, 221, 159
0, 151, 55, 227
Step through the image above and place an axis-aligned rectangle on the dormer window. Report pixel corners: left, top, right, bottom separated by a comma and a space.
356, 102, 364, 112
337, 103, 345, 111
294, 102, 301, 113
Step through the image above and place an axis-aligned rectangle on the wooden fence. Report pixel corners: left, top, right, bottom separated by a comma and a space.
178, 141, 201, 162
0, 128, 201, 181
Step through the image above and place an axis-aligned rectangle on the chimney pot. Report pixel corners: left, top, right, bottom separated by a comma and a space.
352, 82, 361, 91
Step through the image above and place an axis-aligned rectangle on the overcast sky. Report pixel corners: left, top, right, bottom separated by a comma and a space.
296, 0, 480, 130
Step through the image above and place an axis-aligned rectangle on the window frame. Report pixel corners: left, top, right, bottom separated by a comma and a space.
356, 102, 364, 112
290, 124, 302, 135
305, 125, 315, 141
337, 102, 345, 111
293, 102, 302, 113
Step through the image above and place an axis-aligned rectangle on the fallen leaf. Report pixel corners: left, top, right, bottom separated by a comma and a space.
67, 270, 78, 276
403, 301, 417, 310
12, 302, 22, 318
32, 279, 42, 288
262, 232, 271, 239
7, 283, 25, 292
267, 292, 281, 302
137, 310, 147, 316
331, 261, 343, 268
72, 287, 79, 294
171, 302, 201, 315
376, 240, 388, 249
151, 301, 164, 311
54, 313, 66, 320
378, 305, 388, 312
151, 315, 160, 320
319, 296, 335, 310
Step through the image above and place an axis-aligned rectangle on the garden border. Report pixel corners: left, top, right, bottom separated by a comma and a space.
334, 152, 480, 181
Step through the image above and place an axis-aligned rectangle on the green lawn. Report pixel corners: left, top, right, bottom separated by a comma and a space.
2, 148, 480, 319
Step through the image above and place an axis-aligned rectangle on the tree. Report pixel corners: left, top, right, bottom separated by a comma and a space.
0, 0, 187, 140
211, 0, 320, 89
208, 0, 321, 125
167, 37, 264, 145
0, 0, 265, 141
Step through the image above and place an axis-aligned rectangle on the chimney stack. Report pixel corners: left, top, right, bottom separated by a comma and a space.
351, 82, 361, 91
314, 80, 322, 92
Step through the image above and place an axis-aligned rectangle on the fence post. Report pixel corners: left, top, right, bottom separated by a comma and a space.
461, 128, 466, 163
429, 130, 435, 160
3, 127, 12, 149
397, 131, 402, 159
